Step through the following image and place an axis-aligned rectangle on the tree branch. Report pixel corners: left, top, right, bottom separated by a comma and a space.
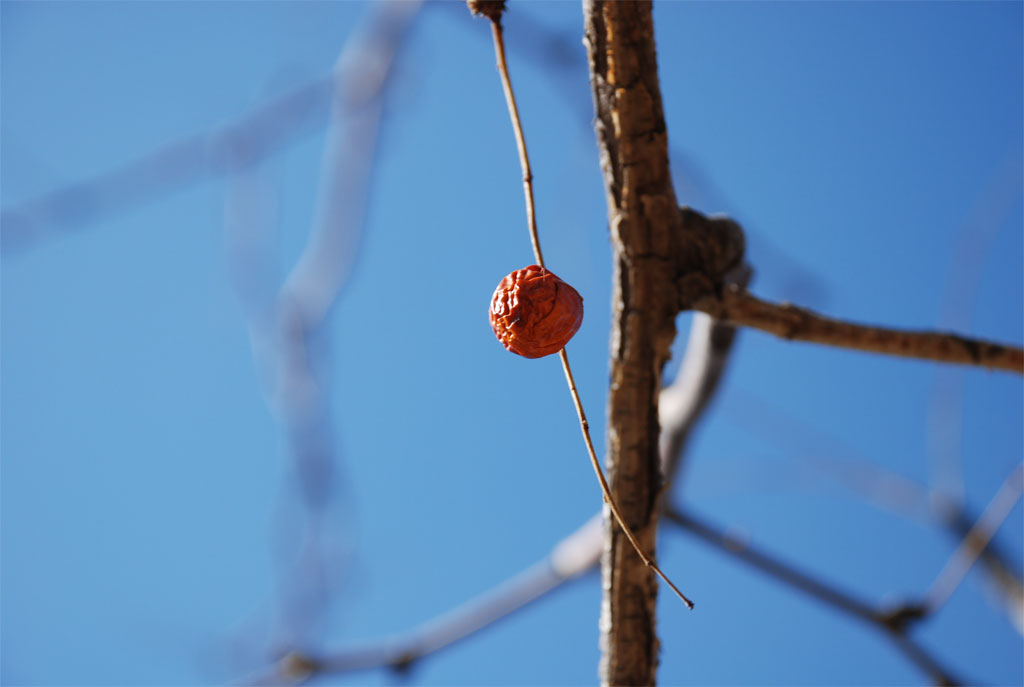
696, 286, 1024, 374
583, 0, 691, 682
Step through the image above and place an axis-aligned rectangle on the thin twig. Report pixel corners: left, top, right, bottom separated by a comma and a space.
559, 350, 694, 608
485, 11, 692, 609
697, 286, 1024, 374
489, 19, 544, 268
924, 462, 1024, 614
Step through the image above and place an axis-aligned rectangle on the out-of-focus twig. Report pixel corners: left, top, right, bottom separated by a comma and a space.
923, 462, 1024, 615
924, 152, 1024, 634
927, 151, 1023, 506
3, 77, 334, 255
720, 389, 1024, 628
237, 515, 603, 686
662, 507, 964, 686
664, 508, 881, 624
696, 286, 1024, 374
226, 0, 423, 662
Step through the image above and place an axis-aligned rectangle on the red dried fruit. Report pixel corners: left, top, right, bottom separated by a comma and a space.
489, 265, 583, 358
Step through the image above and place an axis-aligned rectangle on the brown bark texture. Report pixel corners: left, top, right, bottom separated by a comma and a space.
583, 2, 680, 684
583, 1, 747, 682
697, 288, 1024, 374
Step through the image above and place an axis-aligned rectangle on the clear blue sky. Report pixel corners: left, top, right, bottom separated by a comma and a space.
2, 2, 1021, 685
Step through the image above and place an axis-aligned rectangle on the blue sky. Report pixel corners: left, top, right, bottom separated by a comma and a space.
2, 2, 1022, 685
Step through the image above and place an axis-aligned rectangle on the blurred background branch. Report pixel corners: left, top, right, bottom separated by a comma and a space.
225, 0, 423, 661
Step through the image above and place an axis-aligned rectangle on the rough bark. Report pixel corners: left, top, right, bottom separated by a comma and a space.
583, 2, 680, 684
583, 1, 748, 682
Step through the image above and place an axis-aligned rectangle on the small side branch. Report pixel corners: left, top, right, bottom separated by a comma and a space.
697, 286, 1024, 375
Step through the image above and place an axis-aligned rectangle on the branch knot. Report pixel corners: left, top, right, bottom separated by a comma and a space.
674, 206, 747, 311
466, 0, 506, 24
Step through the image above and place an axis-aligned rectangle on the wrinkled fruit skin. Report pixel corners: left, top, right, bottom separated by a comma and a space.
489, 265, 583, 358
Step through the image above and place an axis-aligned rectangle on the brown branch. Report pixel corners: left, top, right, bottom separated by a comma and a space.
583, 1, 694, 683
696, 286, 1024, 374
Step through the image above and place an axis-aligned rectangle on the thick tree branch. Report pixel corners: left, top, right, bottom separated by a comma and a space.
583, 1, 692, 683
696, 286, 1024, 374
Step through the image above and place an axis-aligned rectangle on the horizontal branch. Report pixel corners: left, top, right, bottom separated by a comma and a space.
696, 286, 1024, 375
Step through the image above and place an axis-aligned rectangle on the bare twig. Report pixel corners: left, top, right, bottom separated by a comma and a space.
923, 462, 1024, 614
488, 18, 544, 269
558, 348, 694, 608
697, 286, 1024, 374
480, 4, 692, 610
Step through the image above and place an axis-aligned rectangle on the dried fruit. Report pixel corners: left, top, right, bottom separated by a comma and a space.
489, 265, 583, 358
